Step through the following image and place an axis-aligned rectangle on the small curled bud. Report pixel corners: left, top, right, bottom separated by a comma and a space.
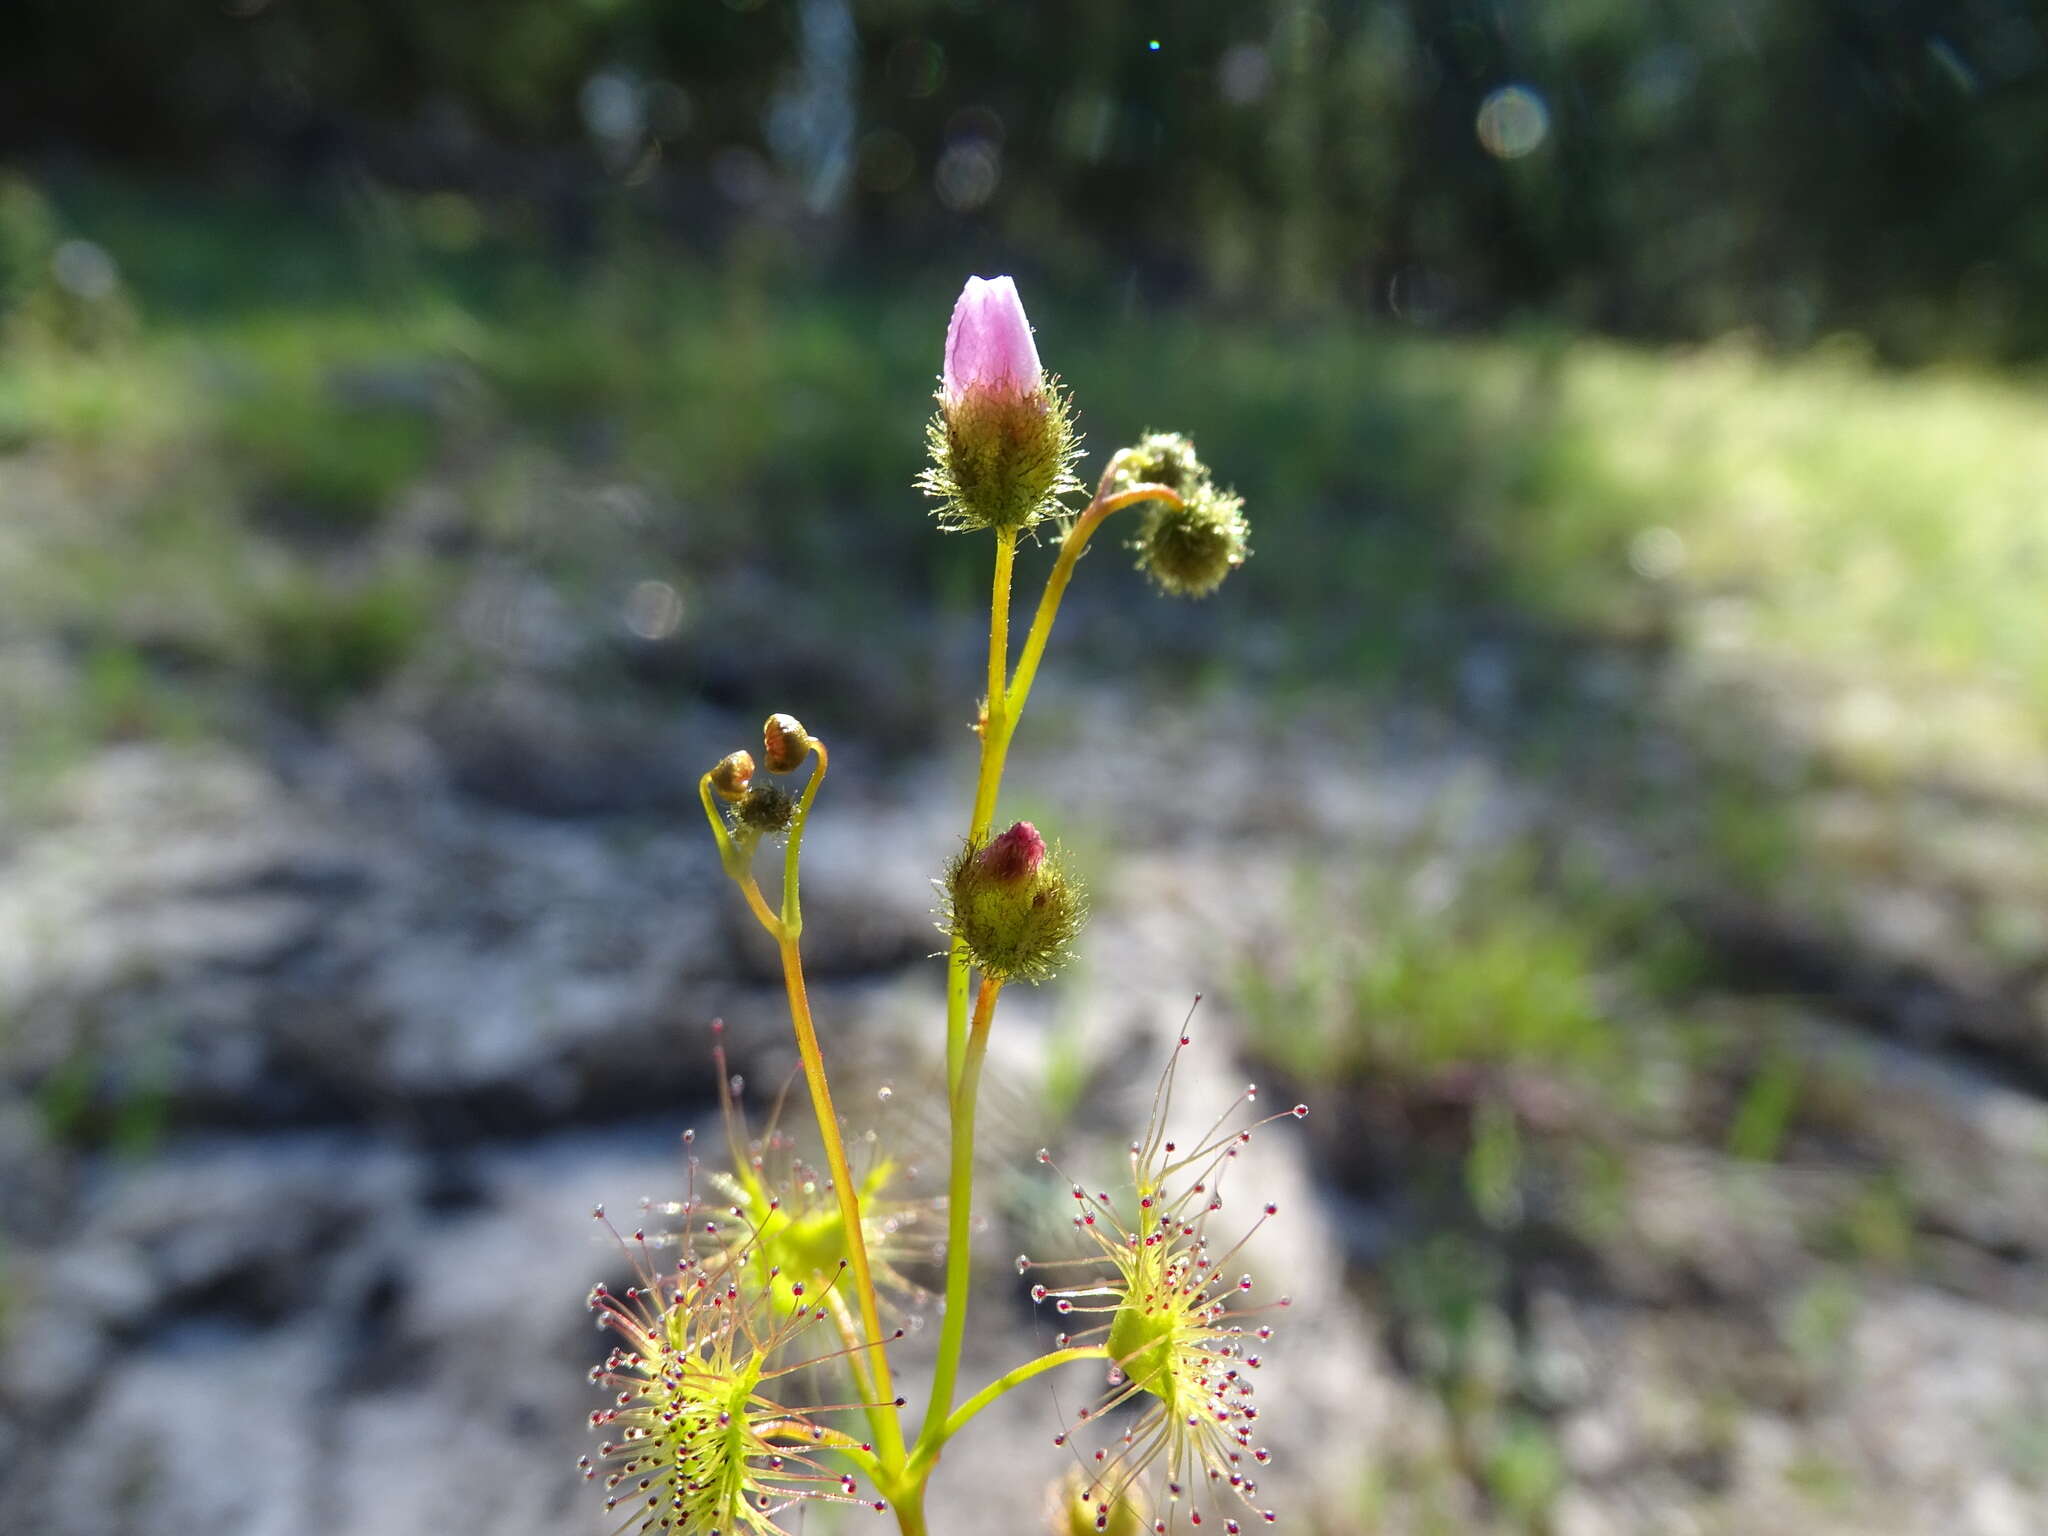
733, 782, 798, 837
1111, 431, 1252, 599
1111, 431, 1207, 498
762, 713, 812, 774
1132, 483, 1250, 599
709, 750, 755, 802
942, 820, 1087, 984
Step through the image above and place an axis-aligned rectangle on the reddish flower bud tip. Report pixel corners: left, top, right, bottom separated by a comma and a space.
942, 823, 1085, 983
978, 820, 1046, 884
944, 275, 1042, 407
761, 713, 812, 774
709, 750, 755, 802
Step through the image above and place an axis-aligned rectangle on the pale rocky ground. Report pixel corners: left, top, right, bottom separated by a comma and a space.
3, 656, 2048, 1536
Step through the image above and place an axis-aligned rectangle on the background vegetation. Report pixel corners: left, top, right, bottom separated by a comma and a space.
4, 3, 2048, 1533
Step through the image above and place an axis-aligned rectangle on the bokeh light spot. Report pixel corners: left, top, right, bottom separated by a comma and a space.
580, 70, 645, 149
1218, 43, 1271, 105
623, 580, 684, 642
935, 140, 999, 211
1628, 526, 1687, 581
1476, 84, 1550, 159
50, 239, 118, 301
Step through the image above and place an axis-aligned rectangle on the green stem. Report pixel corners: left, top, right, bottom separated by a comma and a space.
780, 741, 829, 937
950, 530, 1018, 1096
1005, 479, 1183, 726
914, 972, 1003, 1468
944, 940, 973, 1099
888, 1486, 930, 1536
700, 775, 783, 934
987, 528, 1015, 745
903, 477, 1174, 1511
935, 1345, 1109, 1447
698, 773, 750, 884
776, 933, 907, 1472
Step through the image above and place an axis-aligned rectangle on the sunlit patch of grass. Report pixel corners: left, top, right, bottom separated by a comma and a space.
0, 338, 191, 452
1242, 842, 1696, 1109
1469, 337, 2048, 793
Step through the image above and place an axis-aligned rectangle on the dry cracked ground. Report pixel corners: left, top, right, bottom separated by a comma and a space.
4, 614, 2048, 1536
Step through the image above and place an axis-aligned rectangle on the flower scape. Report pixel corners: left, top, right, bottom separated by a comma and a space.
585, 275, 1295, 1536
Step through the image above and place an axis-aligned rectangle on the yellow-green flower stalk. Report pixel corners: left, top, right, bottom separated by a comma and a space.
652, 274, 1268, 1536
690, 1021, 939, 1321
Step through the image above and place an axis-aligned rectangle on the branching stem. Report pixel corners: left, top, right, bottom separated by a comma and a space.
917, 972, 1003, 1469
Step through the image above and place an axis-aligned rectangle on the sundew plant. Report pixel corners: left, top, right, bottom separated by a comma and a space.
582, 276, 1297, 1536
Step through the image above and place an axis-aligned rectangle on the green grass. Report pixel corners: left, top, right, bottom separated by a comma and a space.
1240, 845, 1696, 1107
4, 171, 2046, 824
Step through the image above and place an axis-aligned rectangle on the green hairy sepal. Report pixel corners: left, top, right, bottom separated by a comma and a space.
918, 380, 1082, 535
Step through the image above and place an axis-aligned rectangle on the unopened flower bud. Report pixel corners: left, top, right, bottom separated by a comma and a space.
1111, 430, 1207, 498
733, 782, 797, 838
709, 750, 755, 802
761, 713, 811, 774
943, 820, 1086, 984
918, 276, 1081, 535
1131, 482, 1251, 599
977, 819, 1046, 883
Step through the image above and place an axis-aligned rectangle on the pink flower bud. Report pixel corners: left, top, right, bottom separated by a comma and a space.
920, 275, 1080, 535
943, 276, 1044, 409
943, 821, 1084, 983
977, 820, 1046, 884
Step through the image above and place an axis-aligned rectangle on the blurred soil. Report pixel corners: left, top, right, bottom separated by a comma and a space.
2, 625, 2046, 1535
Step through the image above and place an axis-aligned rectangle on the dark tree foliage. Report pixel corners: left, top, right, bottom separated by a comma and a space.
4, 0, 2044, 359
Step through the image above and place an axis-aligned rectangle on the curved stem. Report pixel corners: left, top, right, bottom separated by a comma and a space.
1005, 480, 1183, 727
915, 973, 1003, 1467
698, 774, 749, 882
935, 1345, 1109, 1448
776, 934, 907, 1471
780, 741, 829, 937
733, 870, 781, 938
701, 773, 784, 936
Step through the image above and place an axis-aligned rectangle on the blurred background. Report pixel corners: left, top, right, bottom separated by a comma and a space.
4, 2, 2048, 1532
